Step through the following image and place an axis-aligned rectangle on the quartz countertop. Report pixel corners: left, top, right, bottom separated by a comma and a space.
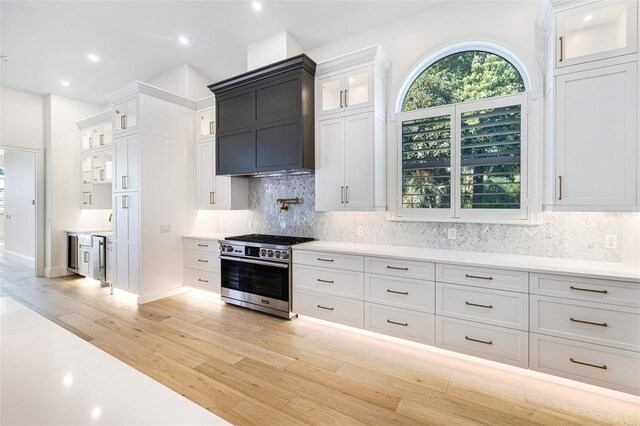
293, 240, 640, 283
182, 233, 229, 241
66, 229, 112, 236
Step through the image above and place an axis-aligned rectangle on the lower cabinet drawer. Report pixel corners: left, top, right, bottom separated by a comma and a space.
293, 250, 364, 272
184, 268, 221, 294
293, 264, 364, 299
436, 263, 528, 293
365, 303, 435, 344
531, 295, 640, 352
365, 274, 435, 313
185, 250, 220, 273
184, 239, 219, 253
365, 256, 435, 281
293, 290, 364, 328
436, 283, 528, 331
530, 333, 640, 395
436, 316, 529, 368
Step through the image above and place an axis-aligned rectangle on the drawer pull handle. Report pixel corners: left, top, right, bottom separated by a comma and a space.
387, 319, 408, 327
569, 286, 608, 294
198, 279, 209, 283
317, 258, 334, 262
198, 244, 209, 247
261, 299, 270, 305
465, 336, 493, 345
317, 279, 334, 283
570, 317, 607, 327
317, 305, 334, 311
198, 259, 209, 263
570, 358, 607, 370
387, 289, 409, 295
387, 265, 409, 271
465, 301, 493, 309
465, 274, 493, 280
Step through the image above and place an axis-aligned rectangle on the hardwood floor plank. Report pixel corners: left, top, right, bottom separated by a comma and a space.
57, 313, 154, 361
281, 395, 368, 426
229, 396, 308, 426
195, 359, 296, 410
159, 317, 295, 369
96, 316, 210, 368
285, 360, 401, 410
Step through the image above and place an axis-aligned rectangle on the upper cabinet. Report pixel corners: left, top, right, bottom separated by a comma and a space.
556, 0, 638, 69
315, 45, 390, 212
209, 54, 317, 176
198, 107, 216, 141
318, 67, 373, 116
113, 97, 138, 135
77, 110, 113, 210
545, 0, 640, 212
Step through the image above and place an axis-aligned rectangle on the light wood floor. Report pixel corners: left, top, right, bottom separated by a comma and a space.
2, 255, 639, 425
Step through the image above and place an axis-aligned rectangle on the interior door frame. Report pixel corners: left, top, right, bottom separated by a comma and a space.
1, 146, 45, 277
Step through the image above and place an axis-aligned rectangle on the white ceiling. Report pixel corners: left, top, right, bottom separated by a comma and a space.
1, 1, 437, 104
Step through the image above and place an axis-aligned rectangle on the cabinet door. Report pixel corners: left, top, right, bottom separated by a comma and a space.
344, 67, 373, 112
198, 108, 216, 141
216, 129, 255, 175
82, 155, 92, 206
114, 193, 139, 294
97, 124, 112, 148
344, 112, 374, 210
556, 1, 638, 68
315, 117, 345, 211
555, 62, 637, 207
113, 135, 138, 192
113, 98, 138, 134
78, 247, 92, 277
318, 74, 345, 116
82, 129, 93, 150
197, 142, 216, 209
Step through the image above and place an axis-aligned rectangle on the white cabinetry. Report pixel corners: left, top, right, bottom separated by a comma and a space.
556, 0, 637, 68
77, 111, 113, 209
108, 82, 195, 302
182, 238, 221, 294
195, 97, 248, 210
545, 0, 640, 211
315, 46, 389, 212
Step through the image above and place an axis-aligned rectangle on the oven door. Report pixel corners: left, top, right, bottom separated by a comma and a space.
220, 257, 244, 300
242, 258, 290, 303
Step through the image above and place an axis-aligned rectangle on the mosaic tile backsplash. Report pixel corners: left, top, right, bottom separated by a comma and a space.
194, 175, 632, 262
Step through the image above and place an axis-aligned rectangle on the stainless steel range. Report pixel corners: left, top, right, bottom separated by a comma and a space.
218, 234, 314, 319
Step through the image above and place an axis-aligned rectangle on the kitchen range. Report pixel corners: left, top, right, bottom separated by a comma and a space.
218, 234, 313, 319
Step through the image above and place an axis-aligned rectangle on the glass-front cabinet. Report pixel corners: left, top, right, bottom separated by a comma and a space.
198, 107, 215, 140
113, 98, 138, 135
556, 0, 638, 68
92, 151, 113, 183
82, 155, 93, 206
318, 66, 373, 117
78, 110, 113, 209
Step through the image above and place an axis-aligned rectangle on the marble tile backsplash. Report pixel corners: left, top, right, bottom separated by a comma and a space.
195, 175, 632, 262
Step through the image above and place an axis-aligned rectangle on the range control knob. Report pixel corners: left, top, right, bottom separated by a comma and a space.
226, 246, 233, 252
260, 249, 266, 256
281, 252, 289, 260
274, 251, 281, 258
267, 250, 274, 257
219, 245, 225, 252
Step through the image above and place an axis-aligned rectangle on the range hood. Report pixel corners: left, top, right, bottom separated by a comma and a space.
208, 54, 316, 177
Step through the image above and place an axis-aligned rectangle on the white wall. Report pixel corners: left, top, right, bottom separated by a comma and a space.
3, 149, 36, 260
45, 94, 105, 277
147, 64, 214, 100
247, 31, 304, 70
0, 87, 46, 151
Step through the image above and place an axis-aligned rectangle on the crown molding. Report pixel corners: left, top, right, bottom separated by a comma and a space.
76, 109, 111, 129
195, 95, 216, 110
106, 81, 197, 110
316, 44, 391, 76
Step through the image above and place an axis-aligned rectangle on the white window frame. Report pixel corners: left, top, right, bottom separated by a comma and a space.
395, 92, 529, 223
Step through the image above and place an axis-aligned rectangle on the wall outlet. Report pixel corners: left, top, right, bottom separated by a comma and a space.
604, 234, 618, 249
159, 225, 171, 233
448, 228, 456, 240
357, 225, 364, 236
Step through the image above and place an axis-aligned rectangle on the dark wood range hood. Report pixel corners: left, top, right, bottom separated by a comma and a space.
208, 54, 316, 177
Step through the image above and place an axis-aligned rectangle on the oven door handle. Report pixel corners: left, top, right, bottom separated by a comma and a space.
220, 256, 289, 269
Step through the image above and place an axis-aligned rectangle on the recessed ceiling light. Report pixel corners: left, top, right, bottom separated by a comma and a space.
61, 81, 70, 87
63, 373, 73, 387
584, 14, 593, 22
252, 1, 262, 11
91, 407, 101, 420
1, 55, 13, 62
87, 53, 100, 63
178, 36, 189, 45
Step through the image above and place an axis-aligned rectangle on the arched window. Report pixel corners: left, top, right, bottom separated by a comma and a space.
397, 49, 530, 222
401, 51, 525, 111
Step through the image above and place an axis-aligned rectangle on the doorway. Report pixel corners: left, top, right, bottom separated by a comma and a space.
0, 149, 37, 274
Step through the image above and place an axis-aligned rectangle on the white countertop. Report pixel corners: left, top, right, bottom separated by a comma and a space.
66, 229, 112, 236
182, 233, 229, 241
0, 296, 226, 425
293, 240, 640, 283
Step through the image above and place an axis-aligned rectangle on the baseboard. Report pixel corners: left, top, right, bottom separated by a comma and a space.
137, 286, 188, 304
44, 265, 72, 278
